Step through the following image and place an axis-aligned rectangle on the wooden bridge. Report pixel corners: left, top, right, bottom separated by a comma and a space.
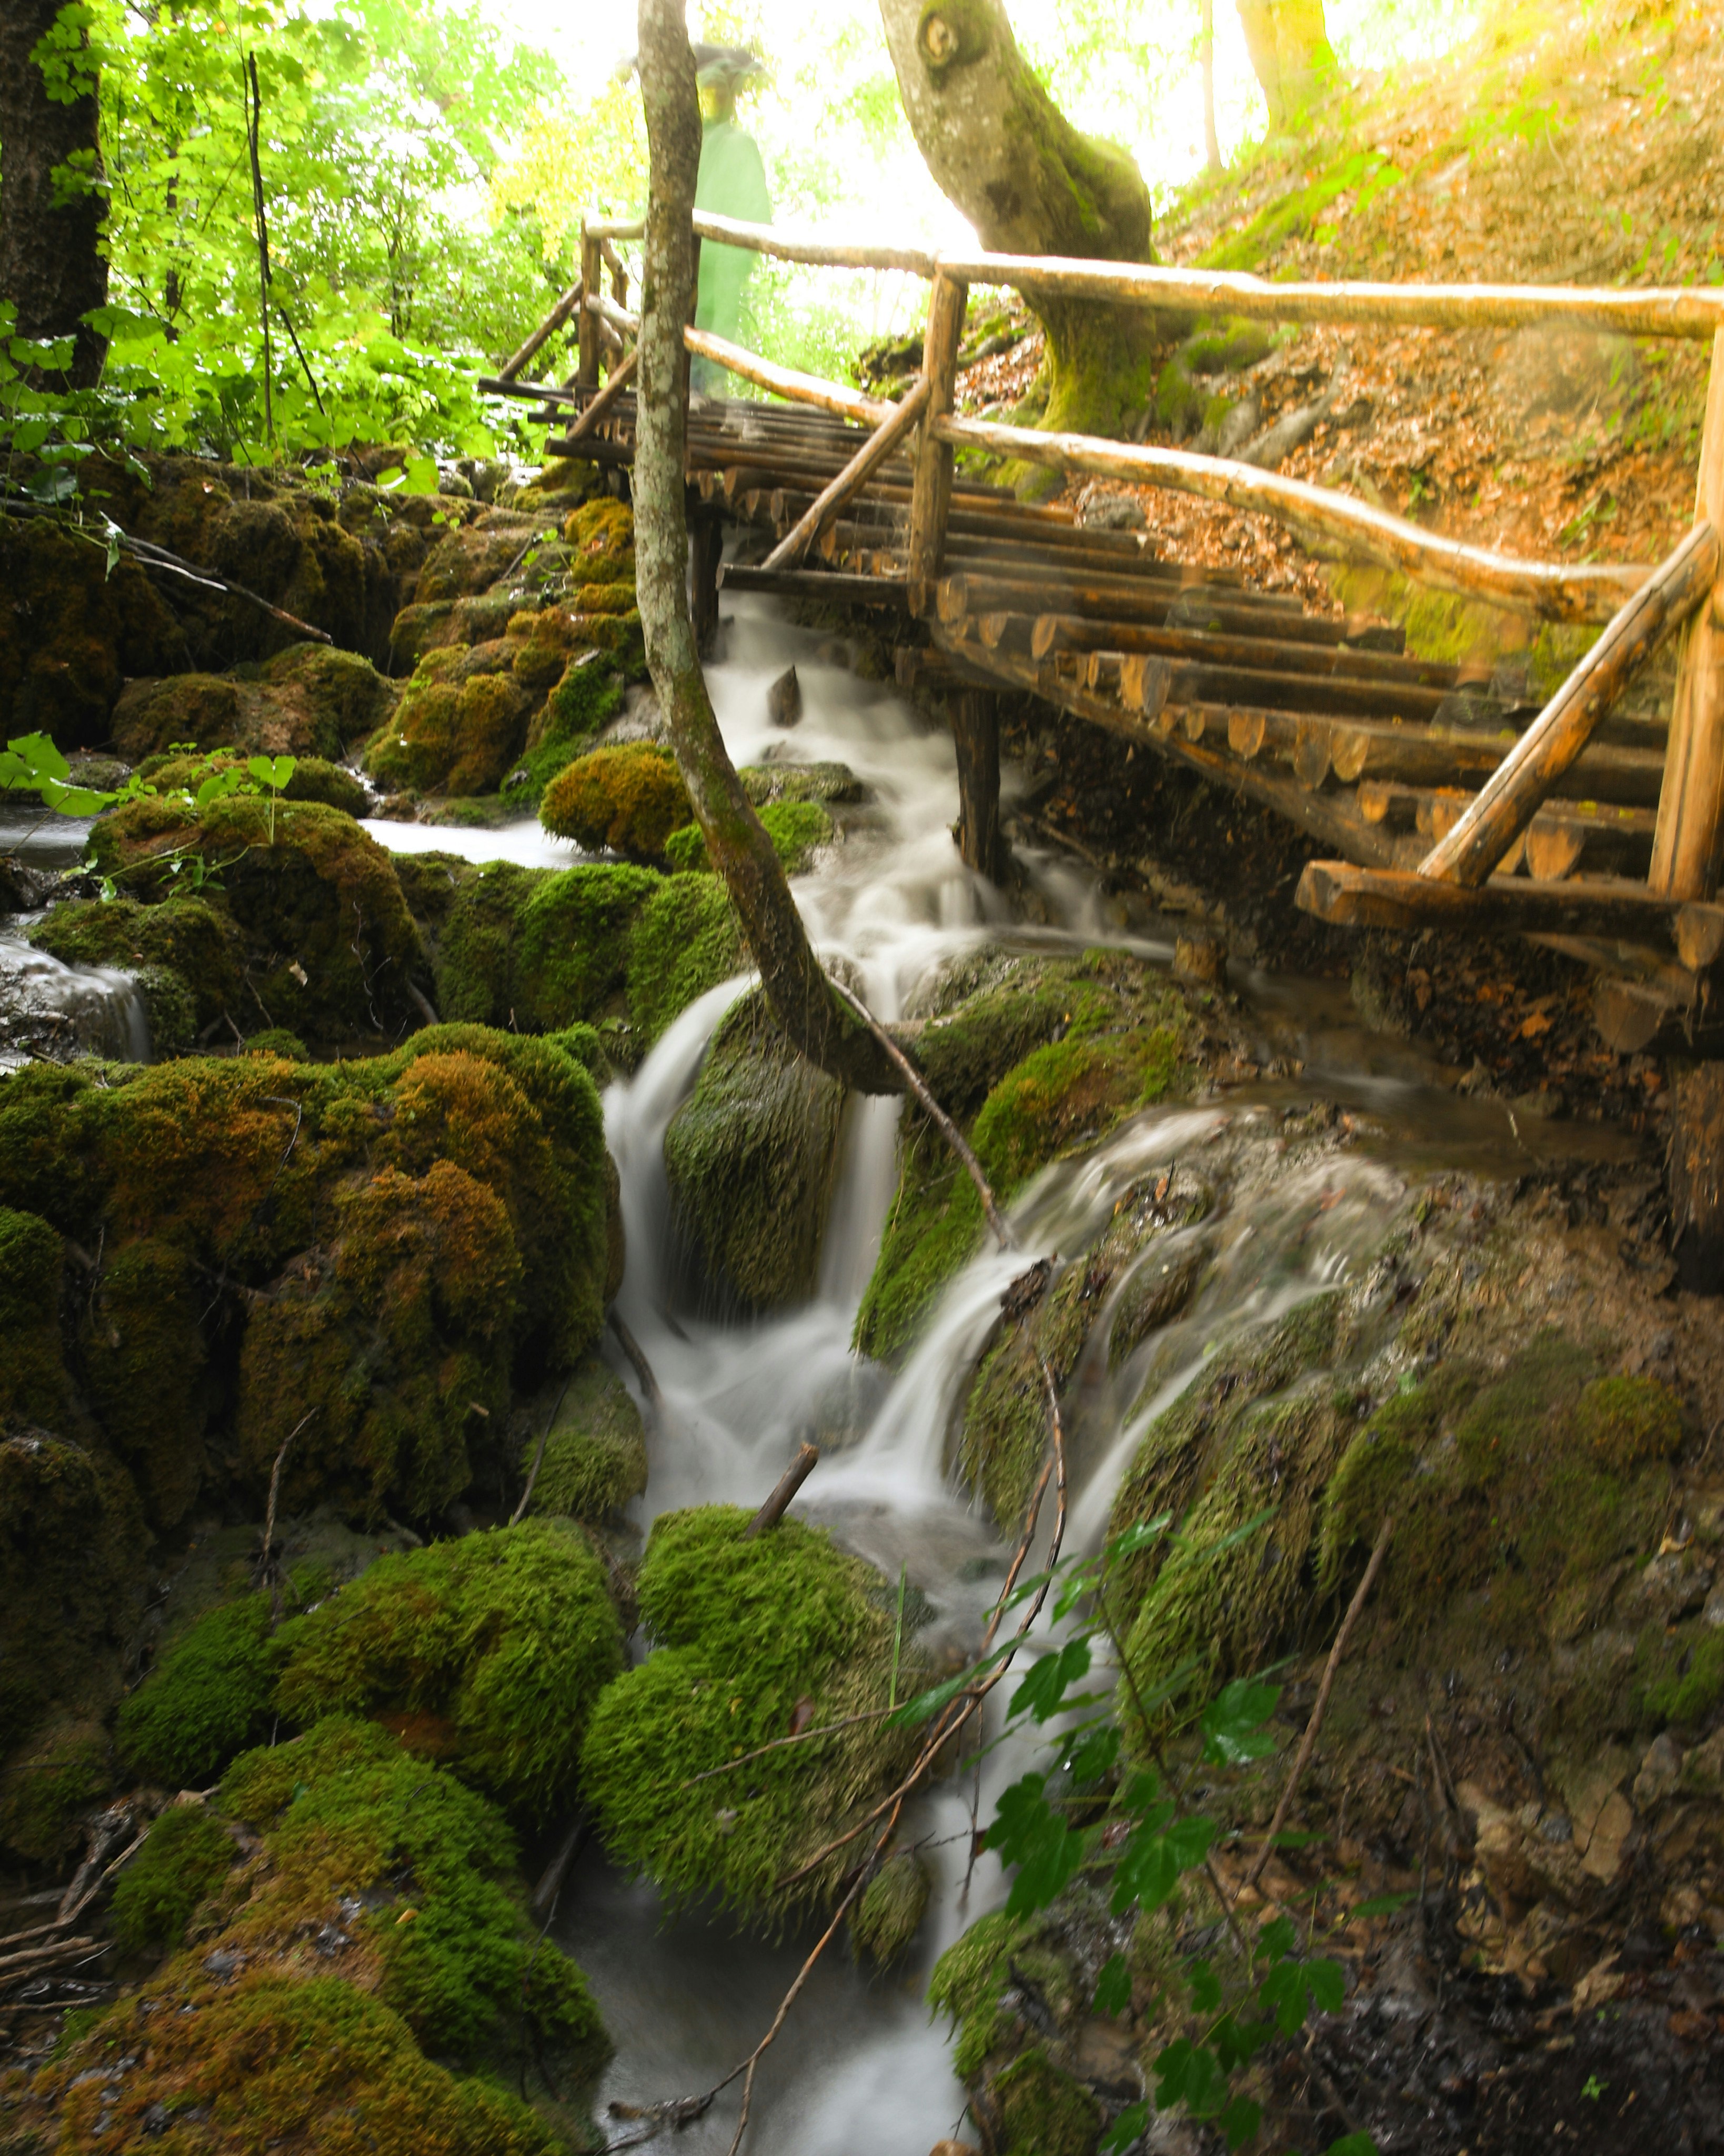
485, 212, 1724, 1059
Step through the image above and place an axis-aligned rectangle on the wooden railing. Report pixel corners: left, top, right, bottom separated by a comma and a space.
502, 209, 1724, 912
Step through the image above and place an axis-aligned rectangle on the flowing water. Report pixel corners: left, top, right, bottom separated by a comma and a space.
0, 805, 152, 1068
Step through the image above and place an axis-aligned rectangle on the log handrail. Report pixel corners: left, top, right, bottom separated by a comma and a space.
931, 410, 1646, 624
497, 277, 583, 382
762, 376, 930, 572
1418, 520, 1720, 886
687, 208, 1724, 341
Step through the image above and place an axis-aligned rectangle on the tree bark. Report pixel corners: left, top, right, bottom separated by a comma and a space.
1238, 0, 1334, 133
876, 0, 1156, 440
0, 0, 107, 385
634, 0, 904, 1097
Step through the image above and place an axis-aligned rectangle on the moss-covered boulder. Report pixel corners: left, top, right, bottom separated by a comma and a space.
664, 798, 833, 876
624, 872, 747, 1045
434, 860, 661, 1034
119, 1592, 290, 1790
539, 742, 693, 864
581, 1505, 920, 1928
561, 497, 635, 582
504, 648, 626, 807
0, 1029, 615, 1529
664, 991, 847, 1313
28, 893, 241, 1057
856, 951, 1202, 1362
111, 1801, 238, 1954
86, 796, 427, 1049
0, 1711, 115, 1865
274, 1520, 625, 1818
138, 748, 370, 819
527, 1356, 649, 1521
412, 514, 540, 604
11, 1718, 606, 2153
364, 646, 534, 798
113, 644, 396, 763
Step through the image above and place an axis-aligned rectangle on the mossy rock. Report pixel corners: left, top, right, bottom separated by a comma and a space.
110, 1801, 237, 1954
856, 952, 1198, 1362
244, 1026, 309, 1060
413, 518, 542, 605
137, 749, 370, 819
664, 798, 833, 876
581, 1505, 921, 1927
434, 860, 663, 1035
928, 1906, 1036, 2079
0, 1028, 616, 1529
560, 498, 635, 584
850, 1850, 930, 1966
17, 1718, 603, 2152
0, 1202, 75, 1426
119, 1592, 290, 1790
663, 989, 847, 1313
624, 872, 747, 1045
274, 1519, 625, 1818
85, 796, 426, 1049
112, 646, 395, 763
986, 2048, 1102, 2156
0, 1712, 113, 1864
539, 743, 692, 865
739, 761, 867, 807
528, 1358, 648, 1521
364, 659, 533, 798
514, 456, 603, 516
27, 894, 242, 1051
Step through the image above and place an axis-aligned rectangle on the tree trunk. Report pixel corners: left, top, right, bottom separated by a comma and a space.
0, 0, 107, 385
876, 0, 1156, 441
634, 0, 904, 1099
1238, 0, 1334, 133
1201, 0, 1222, 176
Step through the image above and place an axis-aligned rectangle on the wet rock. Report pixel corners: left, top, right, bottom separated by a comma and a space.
523, 1357, 649, 1522
113, 644, 395, 763
767, 663, 802, 727
1633, 1731, 1683, 1809
1172, 931, 1227, 987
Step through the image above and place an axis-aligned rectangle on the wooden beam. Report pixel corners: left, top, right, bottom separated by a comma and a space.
562, 348, 639, 445
1295, 858, 1724, 949
1419, 519, 1720, 886
951, 688, 1004, 880
498, 278, 583, 383
1651, 330, 1724, 901
909, 270, 969, 599
934, 412, 1648, 624
760, 378, 931, 572
693, 207, 937, 278
576, 230, 602, 390
718, 564, 910, 609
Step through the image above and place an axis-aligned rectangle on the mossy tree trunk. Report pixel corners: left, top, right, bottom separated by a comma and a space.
876, 0, 1156, 439
0, 0, 108, 386
634, 0, 903, 1098
1237, 0, 1335, 132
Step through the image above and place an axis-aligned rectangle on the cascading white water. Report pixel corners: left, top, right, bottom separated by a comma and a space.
370, 593, 1601, 2151
0, 808, 154, 1069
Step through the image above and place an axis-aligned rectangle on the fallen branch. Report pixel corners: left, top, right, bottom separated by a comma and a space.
677, 1704, 897, 1790
509, 1373, 574, 1528
745, 1442, 818, 1536
608, 1308, 665, 1416
0, 1935, 100, 1978
1241, 1515, 1394, 1895
256, 1408, 317, 1600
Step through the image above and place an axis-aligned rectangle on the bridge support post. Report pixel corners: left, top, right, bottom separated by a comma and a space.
1650, 327, 1724, 900
577, 229, 602, 389
908, 268, 968, 609
952, 688, 1004, 882
689, 499, 722, 659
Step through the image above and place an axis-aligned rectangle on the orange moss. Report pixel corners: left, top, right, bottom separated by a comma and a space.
539, 744, 693, 863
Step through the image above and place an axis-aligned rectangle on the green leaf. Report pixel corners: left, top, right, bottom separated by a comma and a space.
1200, 1678, 1280, 1765
1220, 2094, 1264, 2149
988, 1773, 1093, 1919
1093, 1951, 1131, 2017
1110, 1804, 1211, 1915
402, 452, 439, 494
1100, 2102, 1148, 2154
246, 753, 298, 792
1064, 1724, 1120, 1788
1325, 2137, 1379, 2156
1348, 1891, 1414, 1920
1187, 1958, 1222, 2014
1009, 1638, 1091, 1723
6, 733, 71, 783
887, 1637, 1016, 1727
1258, 1955, 1346, 2038
1257, 1913, 1297, 1959
1102, 1512, 1174, 1564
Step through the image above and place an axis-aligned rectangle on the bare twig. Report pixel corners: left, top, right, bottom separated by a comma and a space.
676, 1705, 896, 1790
509, 1373, 574, 1528
244, 54, 274, 449
608, 1308, 664, 1415
1242, 1515, 1394, 1895
745, 1442, 818, 1536
257, 1408, 317, 1599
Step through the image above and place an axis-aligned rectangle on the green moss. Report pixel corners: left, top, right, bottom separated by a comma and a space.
663, 990, 847, 1312
856, 954, 1196, 1361
28, 893, 241, 1035
928, 1909, 1029, 2078
739, 761, 866, 806
664, 798, 833, 876
0, 1715, 113, 1864
1575, 1374, 1683, 1470
275, 1520, 624, 1818
111, 1803, 236, 1953
529, 1359, 648, 1521
119, 1594, 287, 1789
138, 750, 370, 819
0, 1029, 614, 1530
1643, 1625, 1724, 1726
220, 1716, 608, 2093
850, 1851, 929, 1966
245, 1026, 308, 1060
365, 663, 532, 798
435, 861, 662, 1033
539, 743, 692, 864
624, 873, 746, 1044
0, 1203, 70, 1424
581, 1505, 918, 1927
991, 2047, 1102, 2156
85, 796, 426, 1049
25, 1972, 565, 2155
560, 498, 635, 584
265, 642, 398, 752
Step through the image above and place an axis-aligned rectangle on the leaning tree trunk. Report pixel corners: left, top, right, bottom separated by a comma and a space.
0, 0, 108, 386
1238, 0, 1334, 133
877, 0, 1156, 441
634, 0, 903, 1097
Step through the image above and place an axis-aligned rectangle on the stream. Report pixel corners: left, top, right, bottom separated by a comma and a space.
1, 598, 1638, 2153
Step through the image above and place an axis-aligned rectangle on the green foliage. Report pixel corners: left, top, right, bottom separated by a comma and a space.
274, 1520, 624, 1818
582, 1505, 917, 1927
28, 895, 238, 1036
110, 1803, 235, 1954
119, 1593, 287, 1789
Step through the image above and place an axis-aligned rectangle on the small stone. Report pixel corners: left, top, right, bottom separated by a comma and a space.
767, 665, 802, 728
1077, 488, 1145, 531
1633, 1731, 1682, 1810
1172, 934, 1227, 989
201, 1949, 243, 1979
